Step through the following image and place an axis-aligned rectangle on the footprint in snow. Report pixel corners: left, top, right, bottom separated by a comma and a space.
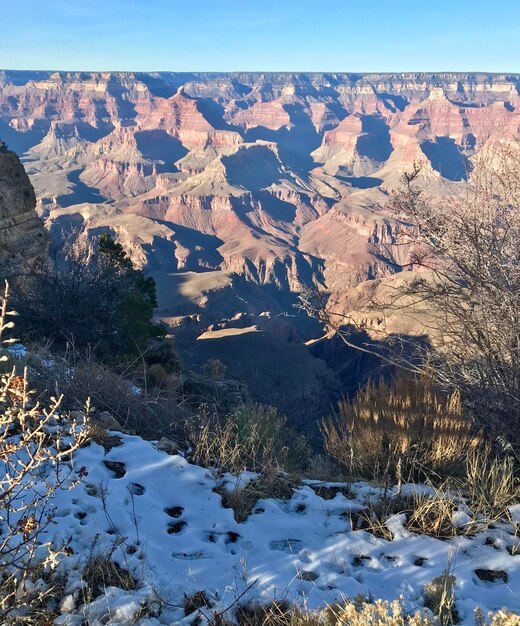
172, 550, 208, 560
202, 531, 242, 552
383, 555, 402, 567
475, 569, 508, 583
103, 460, 126, 478
167, 520, 187, 534
165, 506, 184, 518
269, 539, 303, 553
298, 550, 313, 564
128, 483, 145, 496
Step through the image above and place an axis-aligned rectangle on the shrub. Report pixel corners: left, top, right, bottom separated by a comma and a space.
464, 446, 520, 524
322, 373, 480, 482
203, 358, 227, 381
190, 403, 310, 476
0, 283, 88, 622
14, 235, 167, 364
424, 570, 458, 626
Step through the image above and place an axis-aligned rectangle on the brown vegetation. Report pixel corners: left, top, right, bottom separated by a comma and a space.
321, 373, 479, 482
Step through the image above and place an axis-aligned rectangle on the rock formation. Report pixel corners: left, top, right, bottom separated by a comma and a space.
0, 144, 48, 279
3, 71, 518, 300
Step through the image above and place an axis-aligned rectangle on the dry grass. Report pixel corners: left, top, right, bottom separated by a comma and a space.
190, 403, 309, 477
464, 447, 520, 524
424, 570, 458, 625
475, 609, 520, 626
81, 555, 136, 602
217, 472, 297, 523
322, 373, 480, 482
235, 599, 520, 626
356, 495, 414, 540
406, 491, 460, 539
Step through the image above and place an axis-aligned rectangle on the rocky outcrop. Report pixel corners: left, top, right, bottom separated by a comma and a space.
0, 145, 48, 278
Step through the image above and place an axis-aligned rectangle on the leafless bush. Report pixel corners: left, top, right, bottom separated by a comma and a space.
390, 143, 520, 449
302, 143, 520, 453
0, 283, 88, 622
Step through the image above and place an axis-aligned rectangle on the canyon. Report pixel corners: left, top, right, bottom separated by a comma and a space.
1, 70, 519, 420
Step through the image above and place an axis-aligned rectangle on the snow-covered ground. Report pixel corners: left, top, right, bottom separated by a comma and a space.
29, 432, 519, 625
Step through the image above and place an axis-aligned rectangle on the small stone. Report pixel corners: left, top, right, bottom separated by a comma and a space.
157, 437, 180, 455
297, 570, 319, 581
97, 411, 122, 431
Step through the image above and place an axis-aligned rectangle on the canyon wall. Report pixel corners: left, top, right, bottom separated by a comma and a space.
1, 70, 519, 306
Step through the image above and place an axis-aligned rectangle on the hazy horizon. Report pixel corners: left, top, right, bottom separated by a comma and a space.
2, 68, 519, 76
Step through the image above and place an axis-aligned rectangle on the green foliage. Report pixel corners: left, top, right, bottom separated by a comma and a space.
95, 235, 165, 361
96, 235, 166, 361
98, 233, 133, 271
202, 358, 227, 381
15, 235, 173, 366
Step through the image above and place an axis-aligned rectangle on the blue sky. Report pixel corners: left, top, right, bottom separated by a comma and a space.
2, 0, 519, 72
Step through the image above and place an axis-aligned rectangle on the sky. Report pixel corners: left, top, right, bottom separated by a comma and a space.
1, 0, 519, 73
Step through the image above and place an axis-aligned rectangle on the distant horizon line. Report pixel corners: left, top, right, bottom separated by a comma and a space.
2, 68, 520, 76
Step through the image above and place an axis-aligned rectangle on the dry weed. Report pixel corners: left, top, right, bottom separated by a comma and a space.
464, 447, 520, 524
322, 373, 479, 482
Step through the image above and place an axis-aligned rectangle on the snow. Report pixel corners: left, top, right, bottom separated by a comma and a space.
10, 433, 520, 624
6, 342, 27, 358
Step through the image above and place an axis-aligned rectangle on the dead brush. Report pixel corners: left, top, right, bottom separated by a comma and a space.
406, 488, 473, 539
356, 495, 415, 540
217, 472, 298, 523
81, 554, 136, 602
464, 446, 520, 525
322, 372, 480, 483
